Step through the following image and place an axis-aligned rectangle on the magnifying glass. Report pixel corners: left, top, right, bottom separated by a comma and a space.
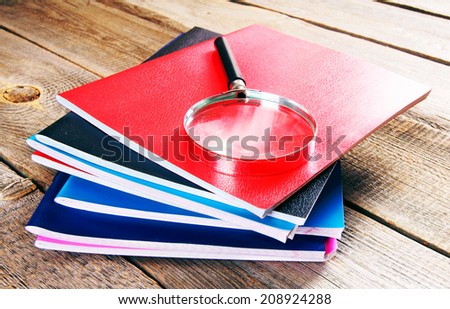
184, 37, 317, 175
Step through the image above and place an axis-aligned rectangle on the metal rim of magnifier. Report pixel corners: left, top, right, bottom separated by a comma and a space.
183, 88, 318, 162
183, 36, 318, 173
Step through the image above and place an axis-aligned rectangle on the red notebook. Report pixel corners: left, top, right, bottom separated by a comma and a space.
57, 25, 430, 217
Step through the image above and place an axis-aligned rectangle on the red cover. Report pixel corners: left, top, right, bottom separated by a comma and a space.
57, 25, 430, 216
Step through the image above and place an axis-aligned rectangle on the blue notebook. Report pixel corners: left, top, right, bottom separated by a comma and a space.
55, 161, 344, 238
29, 135, 301, 242
26, 173, 337, 261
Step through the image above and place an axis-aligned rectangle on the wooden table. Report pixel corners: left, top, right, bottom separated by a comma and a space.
1, 0, 449, 288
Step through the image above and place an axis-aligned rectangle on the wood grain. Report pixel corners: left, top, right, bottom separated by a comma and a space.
0, 0, 449, 288
3, 0, 449, 120
235, 0, 450, 64
308, 207, 449, 288
2, 189, 448, 288
0, 162, 36, 201
1, 189, 161, 288
0, 29, 96, 189
98, 0, 450, 253
343, 114, 450, 253
1, 0, 448, 253
102, 0, 450, 121
380, 0, 450, 18
0, 0, 183, 77
133, 207, 450, 288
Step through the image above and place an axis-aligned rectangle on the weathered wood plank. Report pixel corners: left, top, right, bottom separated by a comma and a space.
99, 0, 450, 253
2, 174, 448, 288
103, 0, 450, 121
0, 162, 36, 201
380, 0, 450, 19
0, 0, 184, 77
0, 29, 96, 189
0, 0, 448, 288
343, 114, 450, 253
3, 0, 449, 120
235, 0, 450, 64
1, 0, 448, 254
132, 257, 338, 289
134, 207, 450, 288
306, 207, 449, 288
1, 188, 161, 288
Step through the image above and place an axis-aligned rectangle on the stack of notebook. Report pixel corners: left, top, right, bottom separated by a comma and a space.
25, 25, 430, 261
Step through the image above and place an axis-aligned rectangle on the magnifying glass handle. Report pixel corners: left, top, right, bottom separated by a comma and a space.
214, 37, 247, 91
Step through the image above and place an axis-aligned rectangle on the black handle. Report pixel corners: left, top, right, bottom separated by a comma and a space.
214, 37, 246, 90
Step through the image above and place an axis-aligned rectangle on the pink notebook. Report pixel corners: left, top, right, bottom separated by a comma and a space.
57, 25, 430, 216
34, 236, 337, 261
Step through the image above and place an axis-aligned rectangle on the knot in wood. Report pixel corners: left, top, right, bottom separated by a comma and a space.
3, 85, 41, 103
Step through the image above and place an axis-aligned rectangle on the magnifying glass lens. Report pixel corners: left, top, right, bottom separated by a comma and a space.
185, 97, 315, 160
184, 37, 316, 171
